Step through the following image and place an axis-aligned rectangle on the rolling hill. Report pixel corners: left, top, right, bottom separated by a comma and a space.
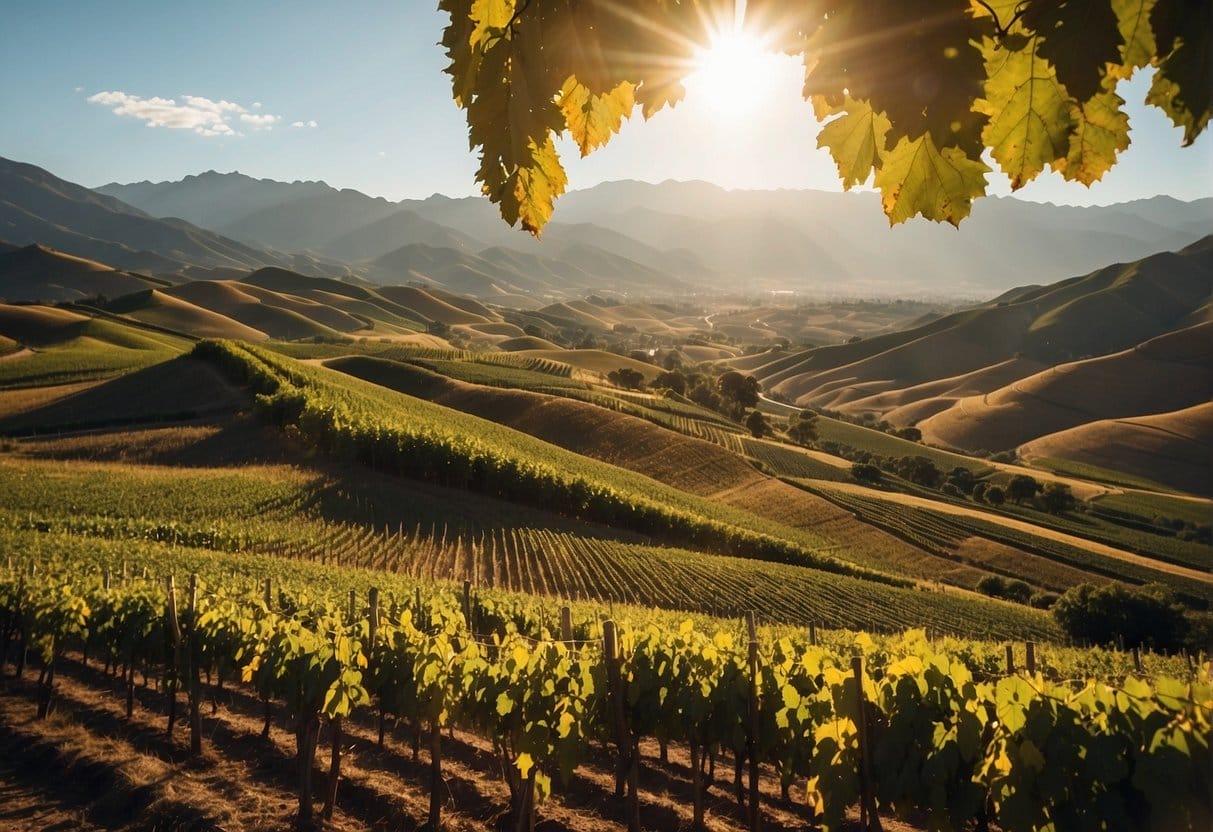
0, 243, 163, 303
748, 239, 1213, 411
918, 322, 1213, 452
1018, 403, 1213, 497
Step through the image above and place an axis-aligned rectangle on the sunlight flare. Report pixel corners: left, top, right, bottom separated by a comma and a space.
687, 25, 779, 120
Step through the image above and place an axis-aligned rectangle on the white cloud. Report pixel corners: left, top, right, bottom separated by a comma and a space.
74, 86, 84, 93
291, 119, 318, 129
86, 90, 281, 137
240, 113, 279, 130
252, 101, 262, 109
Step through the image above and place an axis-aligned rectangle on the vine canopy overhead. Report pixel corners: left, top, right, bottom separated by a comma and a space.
438, 0, 1211, 233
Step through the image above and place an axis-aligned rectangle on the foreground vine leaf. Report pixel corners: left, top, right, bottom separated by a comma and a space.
976, 33, 1077, 190
439, 0, 1211, 235
874, 133, 990, 227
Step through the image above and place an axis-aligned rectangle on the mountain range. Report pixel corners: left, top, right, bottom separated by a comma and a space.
90, 162, 1212, 298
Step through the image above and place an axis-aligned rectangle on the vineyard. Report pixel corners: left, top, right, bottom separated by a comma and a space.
193, 340, 891, 581
1, 545, 1208, 832
807, 484, 1213, 608
0, 457, 1058, 641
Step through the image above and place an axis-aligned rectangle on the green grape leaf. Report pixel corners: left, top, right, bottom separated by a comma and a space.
816, 98, 891, 190
976, 33, 1078, 189
1059, 87, 1131, 184
873, 133, 990, 226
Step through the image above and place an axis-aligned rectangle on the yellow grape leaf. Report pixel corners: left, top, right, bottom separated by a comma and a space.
470, 0, 514, 49
873, 133, 990, 227
557, 710, 576, 739
1110, 0, 1158, 78
975, 34, 1077, 189
816, 98, 891, 190
559, 77, 635, 157
1058, 88, 1130, 185
516, 751, 535, 779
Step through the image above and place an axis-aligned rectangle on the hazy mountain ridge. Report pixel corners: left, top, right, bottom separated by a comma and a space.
0, 156, 353, 279
93, 168, 1212, 297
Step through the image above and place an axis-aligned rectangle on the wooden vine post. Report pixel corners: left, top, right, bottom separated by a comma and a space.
165, 575, 182, 736
746, 611, 761, 832
1005, 644, 1015, 675
852, 655, 881, 832
187, 573, 202, 755
560, 606, 573, 646
602, 621, 640, 832
1025, 642, 1036, 675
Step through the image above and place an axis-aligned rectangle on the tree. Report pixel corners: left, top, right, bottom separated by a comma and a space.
745, 410, 772, 438
652, 370, 687, 396
1052, 583, 1189, 650
895, 456, 943, 488
852, 463, 883, 484
971, 482, 988, 503
1039, 482, 1077, 514
1006, 474, 1042, 504
439, 1, 1209, 234
946, 466, 976, 494
985, 485, 1006, 506
786, 411, 818, 446
717, 372, 760, 414
607, 367, 645, 390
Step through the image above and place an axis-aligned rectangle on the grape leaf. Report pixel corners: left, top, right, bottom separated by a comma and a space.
1059, 87, 1131, 184
976, 33, 1078, 189
559, 78, 635, 157
1022, 0, 1124, 102
873, 133, 990, 226
1110, 0, 1158, 77
1146, 0, 1212, 145
817, 98, 891, 190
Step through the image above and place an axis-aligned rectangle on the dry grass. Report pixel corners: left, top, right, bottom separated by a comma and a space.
118, 289, 268, 340
919, 322, 1212, 452
1019, 401, 1213, 497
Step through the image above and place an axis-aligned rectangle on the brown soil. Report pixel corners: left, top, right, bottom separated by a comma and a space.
0, 654, 920, 832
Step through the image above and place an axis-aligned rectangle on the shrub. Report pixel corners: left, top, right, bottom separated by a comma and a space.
1029, 592, 1060, 610
851, 463, 882, 484
985, 486, 1006, 506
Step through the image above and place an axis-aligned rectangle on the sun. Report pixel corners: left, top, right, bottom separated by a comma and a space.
687, 26, 777, 120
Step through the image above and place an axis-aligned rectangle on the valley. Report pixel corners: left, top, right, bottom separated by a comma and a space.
0, 156, 1209, 832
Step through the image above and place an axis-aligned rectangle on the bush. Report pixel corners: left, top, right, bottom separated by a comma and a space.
1007, 474, 1042, 504
976, 575, 1007, 598
985, 486, 1006, 506
971, 482, 988, 503
852, 463, 882, 484
1039, 482, 1076, 514
1052, 583, 1189, 650
1029, 591, 1060, 610
1003, 579, 1033, 604
940, 483, 964, 498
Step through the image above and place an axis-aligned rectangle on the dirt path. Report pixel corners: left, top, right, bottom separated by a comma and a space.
818, 480, 1213, 584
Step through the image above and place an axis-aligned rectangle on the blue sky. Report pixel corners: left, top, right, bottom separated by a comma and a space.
2, 1, 1209, 205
